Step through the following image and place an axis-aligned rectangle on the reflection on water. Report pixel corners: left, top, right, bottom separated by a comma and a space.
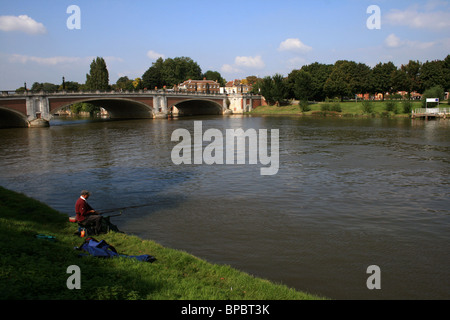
0, 115, 449, 299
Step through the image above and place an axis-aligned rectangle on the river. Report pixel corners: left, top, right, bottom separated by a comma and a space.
0, 114, 449, 299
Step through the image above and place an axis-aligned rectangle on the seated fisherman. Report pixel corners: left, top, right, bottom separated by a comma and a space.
75, 190, 103, 235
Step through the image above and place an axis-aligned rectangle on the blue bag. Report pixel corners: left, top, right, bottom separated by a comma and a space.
79, 238, 118, 258
77, 237, 156, 263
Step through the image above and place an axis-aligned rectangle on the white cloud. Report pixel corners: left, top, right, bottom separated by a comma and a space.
221, 63, 242, 74
278, 38, 312, 53
385, 34, 402, 48
146, 50, 165, 60
385, 33, 436, 50
8, 54, 123, 66
384, 3, 450, 30
234, 55, 265, 69
9, 54, 82, 65
220, 55, 265, 75
0, 15, 46, 34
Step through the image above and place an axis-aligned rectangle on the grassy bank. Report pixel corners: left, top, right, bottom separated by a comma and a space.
250, 100, 424, 117
0, 186, 324, 300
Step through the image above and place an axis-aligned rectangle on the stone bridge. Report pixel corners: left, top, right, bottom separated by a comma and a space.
0, 90, 264, 128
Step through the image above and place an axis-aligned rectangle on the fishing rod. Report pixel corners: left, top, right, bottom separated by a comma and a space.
97, 202, 154, 214
103, 211, 123, 218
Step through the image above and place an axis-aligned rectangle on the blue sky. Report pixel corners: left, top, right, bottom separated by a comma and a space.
0, 0, 449, 89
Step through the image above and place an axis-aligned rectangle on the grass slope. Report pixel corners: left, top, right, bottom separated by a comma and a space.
250, 100, 423, 117
0, 186, 324, 300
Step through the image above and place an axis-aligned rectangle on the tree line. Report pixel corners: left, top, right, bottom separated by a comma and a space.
253, 55, 450, 105
16, 55, 450, 108
16, 56, 226, 94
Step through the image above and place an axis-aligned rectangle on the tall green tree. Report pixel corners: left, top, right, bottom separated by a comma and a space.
114, 76, 135, 91
142, 57, 165, 89
443, 54, 450, 93
254, 76, 274, 104
142, 56, 202, 89
287, 63, 333, 101
272, 73, 288, 105
301, 62, 333, 101
352, 63, 372, 97
203, 70, 226, 86
85, 57, 109, 91
391, 68, 408, 95
324, 60, 357, 101
397, 60, 422, 98
369, 61, 397, 100
420, 59, 446, 92
291, 69, 313, 101
323, 60, 370, 101
253, 74, 288, 105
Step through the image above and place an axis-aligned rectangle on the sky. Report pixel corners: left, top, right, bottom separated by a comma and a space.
0, 0, 449, 89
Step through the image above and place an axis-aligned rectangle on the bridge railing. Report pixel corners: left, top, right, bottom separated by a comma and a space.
1, 90, 20, 96
2, 89, 161, 96
1, 89, 261, 98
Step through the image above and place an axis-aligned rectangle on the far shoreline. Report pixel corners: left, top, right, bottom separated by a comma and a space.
246, 100, 447, 119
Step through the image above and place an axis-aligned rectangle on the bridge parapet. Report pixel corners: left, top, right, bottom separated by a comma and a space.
1, 89, 230, 97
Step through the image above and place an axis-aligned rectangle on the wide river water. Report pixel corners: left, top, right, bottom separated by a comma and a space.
0, 114, 449, 299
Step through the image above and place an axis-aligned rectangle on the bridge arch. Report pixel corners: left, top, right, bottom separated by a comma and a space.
51, 97, 154, 119
0, 107, 29, 128
169, 98, 223, 116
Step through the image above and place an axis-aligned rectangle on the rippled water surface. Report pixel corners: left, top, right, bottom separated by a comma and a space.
0, 115, 449, 299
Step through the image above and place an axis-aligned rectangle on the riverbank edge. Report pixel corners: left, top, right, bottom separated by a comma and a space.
247, 102, 424, 118
0, 186, 325, 300
249, 111, 411, 118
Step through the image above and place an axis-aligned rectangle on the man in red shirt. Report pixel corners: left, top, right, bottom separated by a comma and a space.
75, 190, 103, 235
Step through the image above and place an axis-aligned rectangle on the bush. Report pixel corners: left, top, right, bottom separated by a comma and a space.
401, 100, 413, 113
385, 100, 397, 113
299, 100, 311, 112
321, 98, 341, 112
330, 102, 342, 112
321, 103, 330, 111
361, 100, 374, 114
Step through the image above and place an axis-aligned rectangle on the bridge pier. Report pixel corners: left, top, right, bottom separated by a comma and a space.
29, 118, 50, 127
222, 97, 232, 114
227, 94, 255, 114
153, 95, 168, 118
26, 95, 50, 127
154, 112, 168, 119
